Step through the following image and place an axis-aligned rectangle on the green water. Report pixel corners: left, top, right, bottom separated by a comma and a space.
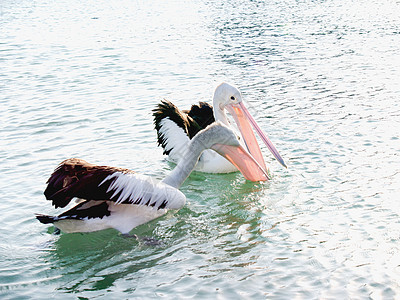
1, 0, 399, 298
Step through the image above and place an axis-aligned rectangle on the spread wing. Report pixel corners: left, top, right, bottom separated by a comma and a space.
44, 158, 186, 210
184, 101, 215, 132
152, 100, 215, 157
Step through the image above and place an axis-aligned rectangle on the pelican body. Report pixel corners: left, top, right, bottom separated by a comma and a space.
153, 83, 286, 178
36, 123, 268, 235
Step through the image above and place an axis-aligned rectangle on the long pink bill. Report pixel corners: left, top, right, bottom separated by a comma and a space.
226, 104, 266, 170
211, 144, 270, 181
227, 102, 287, 169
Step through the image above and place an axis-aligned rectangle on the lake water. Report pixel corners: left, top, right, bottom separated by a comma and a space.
1, 0, 400, 298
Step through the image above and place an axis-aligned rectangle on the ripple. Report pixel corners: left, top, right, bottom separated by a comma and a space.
1, 0, 400, 298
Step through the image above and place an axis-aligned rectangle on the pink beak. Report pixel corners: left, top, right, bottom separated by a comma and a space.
225, 102, 287, 169
211, 144, 269, 181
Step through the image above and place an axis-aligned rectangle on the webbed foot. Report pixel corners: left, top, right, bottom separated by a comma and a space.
140, 236, 162, 246
122, 233, 138, 239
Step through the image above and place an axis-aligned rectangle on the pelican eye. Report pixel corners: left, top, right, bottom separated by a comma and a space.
230, 96, 235, 100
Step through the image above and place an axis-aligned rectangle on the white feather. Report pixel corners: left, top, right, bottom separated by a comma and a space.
99, 172, 186, 210
195, 149, 237, 173
158, 117, 237, 173
53, 202, 168, 234
158, 118, 190, 163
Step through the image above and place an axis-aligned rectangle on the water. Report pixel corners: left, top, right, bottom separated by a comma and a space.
1, 0, 399, 298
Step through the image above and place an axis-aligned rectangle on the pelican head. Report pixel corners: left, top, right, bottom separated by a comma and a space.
194, 120, 241, 148
193, 122, 269, 181
213, 82, 243, 111
212, 82, 286, 169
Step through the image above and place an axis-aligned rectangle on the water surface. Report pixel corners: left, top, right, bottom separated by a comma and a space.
1, 0, 400, 298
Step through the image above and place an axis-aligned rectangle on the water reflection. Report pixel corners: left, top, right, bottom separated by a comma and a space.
1, 0, 400, 297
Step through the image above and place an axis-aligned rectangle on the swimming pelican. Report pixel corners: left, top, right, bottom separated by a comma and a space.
153, 83, 286, 176
36, 122, 268, 235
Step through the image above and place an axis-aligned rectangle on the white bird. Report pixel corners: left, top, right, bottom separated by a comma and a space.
153, 83, 286, 177
36, 122, 268, 235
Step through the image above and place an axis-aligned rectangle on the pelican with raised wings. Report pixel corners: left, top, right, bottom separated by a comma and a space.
36, 122, 268, 235
153, 83, 286, 175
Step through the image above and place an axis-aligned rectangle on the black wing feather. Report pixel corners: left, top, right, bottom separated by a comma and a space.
152, 100, 215, 155
44, 158, 134, 209
185, 102, 215, 131
36, 200, 111, 223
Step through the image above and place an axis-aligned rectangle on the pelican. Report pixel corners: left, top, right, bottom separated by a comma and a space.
153, 83, 286, 177
36, 122, 268, 235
